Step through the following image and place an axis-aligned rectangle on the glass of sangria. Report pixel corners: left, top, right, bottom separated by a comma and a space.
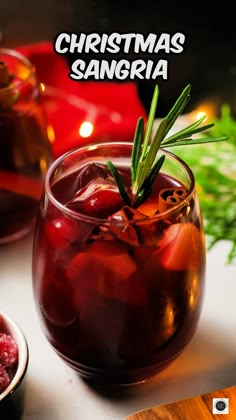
32, 140, 206, 385
0, 48, 52, 244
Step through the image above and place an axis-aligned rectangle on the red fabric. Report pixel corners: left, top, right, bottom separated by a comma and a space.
17, 42, 147, 158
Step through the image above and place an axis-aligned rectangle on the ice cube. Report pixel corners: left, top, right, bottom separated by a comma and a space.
65, 178, 123, 218
108, 206, 147, 246
74, 163, 114, 190
109, 206, 166, 247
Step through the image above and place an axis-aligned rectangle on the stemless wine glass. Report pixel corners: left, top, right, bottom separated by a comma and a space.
32, 142, 206, 385
0, 48, 52, 244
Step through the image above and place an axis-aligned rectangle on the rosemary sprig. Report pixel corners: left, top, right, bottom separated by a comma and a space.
107, 84, 228, 207
106, 160, 130, 205
131, 117, 144, 184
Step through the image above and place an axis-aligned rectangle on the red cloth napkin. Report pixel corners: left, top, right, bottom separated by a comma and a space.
17, 42, 147, 159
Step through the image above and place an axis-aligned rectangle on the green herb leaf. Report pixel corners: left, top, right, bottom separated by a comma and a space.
165, 84, 191, 134
141, 155, 166, 196
163, 136, 227, 148
106, 160, 130, 205
134, 118, 168, 195
140, 85, 159, 160
162, 114, 214, 144
131, 117, 144, 183
107, 83, 228, 208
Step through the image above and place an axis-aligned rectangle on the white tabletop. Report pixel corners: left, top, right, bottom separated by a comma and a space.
0, 232, 235, 420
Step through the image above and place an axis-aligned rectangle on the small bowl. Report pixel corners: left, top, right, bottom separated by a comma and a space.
0, 312, 29, 419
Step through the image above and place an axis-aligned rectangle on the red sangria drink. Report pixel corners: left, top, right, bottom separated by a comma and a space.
32, 141, 206, 385
33, 83, 226, 385
0, 48, 52, 244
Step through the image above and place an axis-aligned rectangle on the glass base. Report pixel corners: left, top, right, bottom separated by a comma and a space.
54, 347, 182, 387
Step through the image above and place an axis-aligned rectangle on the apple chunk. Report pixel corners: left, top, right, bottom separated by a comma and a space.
158, 223, 205, 271
66, 241, 147, 306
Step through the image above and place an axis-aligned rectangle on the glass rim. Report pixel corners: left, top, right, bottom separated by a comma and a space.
0, 47, 35, 94
45, 141, 196, 225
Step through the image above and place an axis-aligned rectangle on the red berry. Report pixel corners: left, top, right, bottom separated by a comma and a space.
67, 185, 124, 218
0, 333, 18, 368
83, 188, 123, 217
45, 217, 78, 249
0, 364, 10, 393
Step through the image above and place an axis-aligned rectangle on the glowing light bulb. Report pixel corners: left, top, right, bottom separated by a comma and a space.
79, 121, 94, 138
40, 82, 46, 92
47, 125, 55, 143
195, 111, 207, 120
191, 102, 216, 122
17, 64, 31, 80
39, 158, 47, 174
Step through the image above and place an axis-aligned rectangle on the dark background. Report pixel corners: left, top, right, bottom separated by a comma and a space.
1, 1, 236, 116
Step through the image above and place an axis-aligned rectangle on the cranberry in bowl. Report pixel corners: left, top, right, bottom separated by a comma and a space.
0, 312, 29, 419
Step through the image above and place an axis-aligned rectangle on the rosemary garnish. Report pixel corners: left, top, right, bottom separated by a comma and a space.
107, 84, 228, 207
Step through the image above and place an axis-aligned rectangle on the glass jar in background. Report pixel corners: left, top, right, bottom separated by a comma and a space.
0, 48, 53, 244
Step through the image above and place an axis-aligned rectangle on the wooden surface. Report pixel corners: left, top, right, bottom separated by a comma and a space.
126, 386, 236, 419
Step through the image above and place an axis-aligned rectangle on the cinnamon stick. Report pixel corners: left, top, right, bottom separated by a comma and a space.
158, 187, 188, 213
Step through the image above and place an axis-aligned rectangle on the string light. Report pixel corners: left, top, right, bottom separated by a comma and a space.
47, 125, 55, 143
191, 101, 217, 122
40, 82, 45, 92
79, 121, 94, 138
195, 111, 207, 120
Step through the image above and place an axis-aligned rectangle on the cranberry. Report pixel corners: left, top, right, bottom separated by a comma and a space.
67, 187, 124, 218
0, 333, 18, 368
45, 217, 78, 249
0, 365, 10, 393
